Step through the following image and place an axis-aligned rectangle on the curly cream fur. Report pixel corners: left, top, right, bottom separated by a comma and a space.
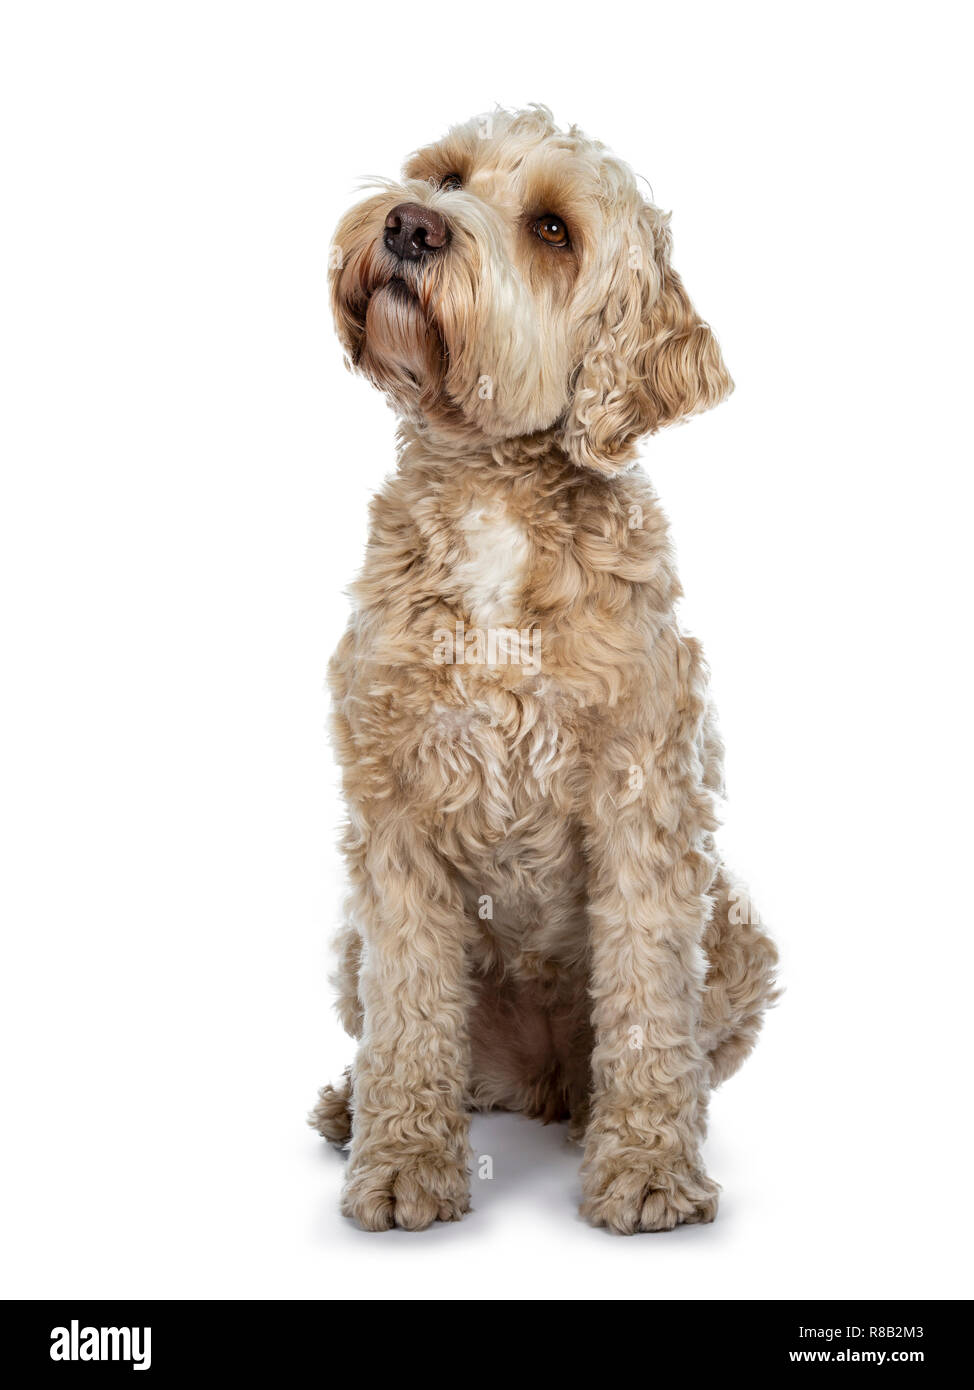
310, 107, 778, 1233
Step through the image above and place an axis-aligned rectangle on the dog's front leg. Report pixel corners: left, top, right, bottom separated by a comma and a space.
580, 720, 720, 1234
342, 817, 472, 1231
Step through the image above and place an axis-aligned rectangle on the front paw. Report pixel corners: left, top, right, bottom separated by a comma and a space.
581, 1152, 719, 1234
342, 1154, 471, 1232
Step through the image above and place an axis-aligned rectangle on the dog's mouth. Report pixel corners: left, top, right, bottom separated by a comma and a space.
340, 260, 449, 409
363, 267, 436, 327
383, 274, 418, 302
364, 275, 436, 357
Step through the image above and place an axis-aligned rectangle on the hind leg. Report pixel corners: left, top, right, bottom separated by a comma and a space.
700, 867, 779, 1086
308, 918, 362, 1146
310, 1065, 353, 1146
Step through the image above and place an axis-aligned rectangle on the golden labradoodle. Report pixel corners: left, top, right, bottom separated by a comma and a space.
311, 107, 778, 1233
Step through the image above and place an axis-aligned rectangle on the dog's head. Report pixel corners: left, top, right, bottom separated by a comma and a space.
330, 107, 731, 474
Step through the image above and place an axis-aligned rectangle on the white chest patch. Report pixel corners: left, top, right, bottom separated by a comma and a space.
454, 506, 530, 627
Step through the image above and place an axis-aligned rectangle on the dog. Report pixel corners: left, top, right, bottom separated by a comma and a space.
311, 107, 778, 1233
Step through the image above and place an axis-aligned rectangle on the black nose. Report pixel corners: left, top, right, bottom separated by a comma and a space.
383, 203, 449, 261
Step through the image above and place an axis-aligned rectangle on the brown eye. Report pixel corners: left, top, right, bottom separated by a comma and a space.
439, 173, 463, 191
535, 214, 569, 247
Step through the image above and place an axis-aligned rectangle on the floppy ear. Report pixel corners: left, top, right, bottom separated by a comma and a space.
559, 207, 733, 475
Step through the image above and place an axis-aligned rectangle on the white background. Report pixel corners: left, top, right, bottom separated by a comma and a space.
1, 0, 972, 1301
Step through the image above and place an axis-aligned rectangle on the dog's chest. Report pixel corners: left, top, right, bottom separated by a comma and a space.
428, 497, 577, 791
452, 503, 530, 628
429, 693, 586, 968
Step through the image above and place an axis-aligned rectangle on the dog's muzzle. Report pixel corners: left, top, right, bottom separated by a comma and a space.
383, 203, 449, 262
